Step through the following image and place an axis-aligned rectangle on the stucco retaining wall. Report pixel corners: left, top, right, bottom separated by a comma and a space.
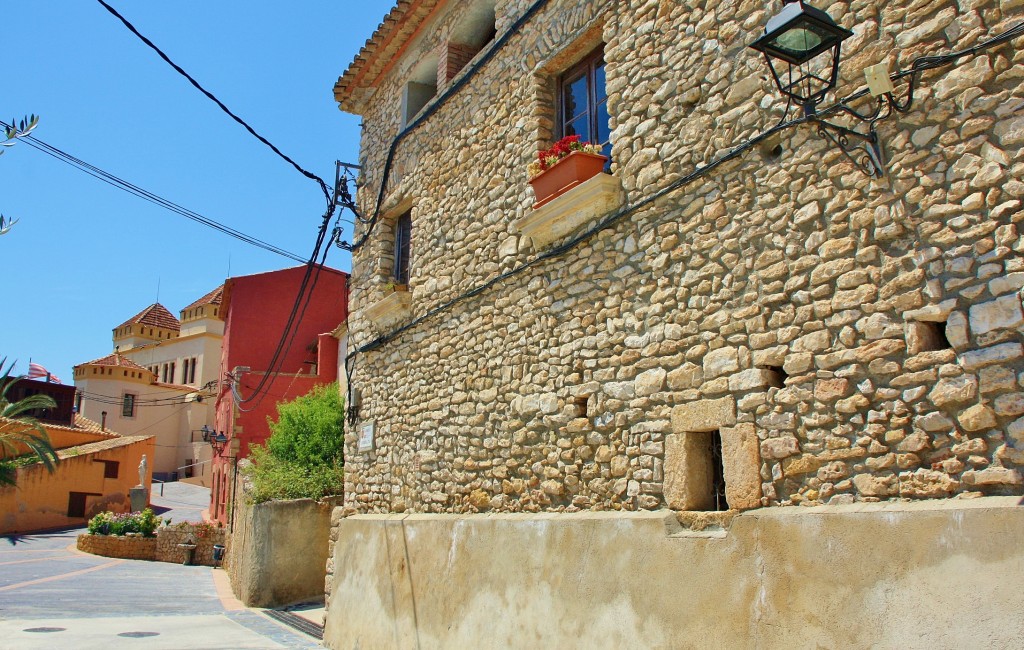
324, 496, 1024, 649
227, 490, 343, 608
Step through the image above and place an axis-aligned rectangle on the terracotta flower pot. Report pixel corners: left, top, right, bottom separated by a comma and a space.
529, 151, 608, 208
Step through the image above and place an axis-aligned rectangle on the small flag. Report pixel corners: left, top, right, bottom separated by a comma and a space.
27, 362, 61, 384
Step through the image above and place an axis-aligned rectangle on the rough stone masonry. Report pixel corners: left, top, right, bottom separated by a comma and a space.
335, 0, 1024, 516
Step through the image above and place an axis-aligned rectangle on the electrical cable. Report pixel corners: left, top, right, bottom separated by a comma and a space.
1, 125, 307, 263
95, 0, 332, 206
342, 20, 1024, 417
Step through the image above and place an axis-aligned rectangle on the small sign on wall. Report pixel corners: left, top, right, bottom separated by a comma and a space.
358, 420, 375, 452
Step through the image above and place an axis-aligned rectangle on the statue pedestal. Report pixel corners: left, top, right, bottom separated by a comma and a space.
130, 486, 148, 512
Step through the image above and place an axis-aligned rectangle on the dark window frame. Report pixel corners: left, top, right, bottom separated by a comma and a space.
393, 211, 412, 286
122, 393, 136, 418
95, 459, 119, 479
557, 46, 610, 162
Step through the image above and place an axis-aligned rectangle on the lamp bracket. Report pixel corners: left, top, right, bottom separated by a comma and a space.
814, 118, 886, 178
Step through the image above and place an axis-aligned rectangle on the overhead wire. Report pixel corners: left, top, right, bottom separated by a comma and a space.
1, 124, 307, 263
94, 0, 332, 206
91, 1, 357, 406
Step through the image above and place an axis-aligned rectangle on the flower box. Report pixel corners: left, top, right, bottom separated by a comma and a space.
529, 151, 609, 209
364, 288, 412, 330
516, 172, 623, 249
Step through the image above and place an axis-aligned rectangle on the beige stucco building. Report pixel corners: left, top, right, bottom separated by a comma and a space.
74, 287, 223, 480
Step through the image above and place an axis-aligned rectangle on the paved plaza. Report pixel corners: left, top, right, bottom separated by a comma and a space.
0, 482, 321, 649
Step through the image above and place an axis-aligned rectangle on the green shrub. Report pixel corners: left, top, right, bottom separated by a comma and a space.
266, 382, 344, 467
243, 445, 344, 504
87, 508, 162, 537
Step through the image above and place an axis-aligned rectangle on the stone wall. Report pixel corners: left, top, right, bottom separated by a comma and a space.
324, 497, 1024, 649
157, 525, 226, 566
77, 534, 157, 561
342, 0, 1024, 514
78, 524, 226, 566
226, 466, 342, 608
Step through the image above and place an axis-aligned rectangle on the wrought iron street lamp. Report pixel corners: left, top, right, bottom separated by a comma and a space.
750, 0, 853, 114
210, 431, 229, 454
750, 0, 888, 177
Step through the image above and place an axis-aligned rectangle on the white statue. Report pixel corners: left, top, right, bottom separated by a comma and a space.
138, 454, 148, 487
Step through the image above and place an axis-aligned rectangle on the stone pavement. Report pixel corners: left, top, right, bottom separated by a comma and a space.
0, 482, 321, 649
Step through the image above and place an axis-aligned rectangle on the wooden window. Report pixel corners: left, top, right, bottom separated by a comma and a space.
393, 211, 412, 285
190, 358, 197, 384
122, 393, 136, 418
559, 46, 610, 161
67, 492, 100, 518
95, 460, 119, 479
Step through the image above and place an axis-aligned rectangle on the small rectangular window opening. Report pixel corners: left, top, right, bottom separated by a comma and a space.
573, 396, 589, 418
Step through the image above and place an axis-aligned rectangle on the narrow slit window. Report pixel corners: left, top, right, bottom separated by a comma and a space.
393, 211, 412, 285
709, 430, 729, 512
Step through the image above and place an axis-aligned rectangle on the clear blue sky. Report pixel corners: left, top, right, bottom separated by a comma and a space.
2, 1, 391, 381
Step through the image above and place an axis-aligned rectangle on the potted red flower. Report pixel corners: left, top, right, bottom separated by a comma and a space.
528, 135, 607, 208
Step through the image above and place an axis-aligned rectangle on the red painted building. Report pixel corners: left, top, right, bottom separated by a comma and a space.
210, 264, 348, 522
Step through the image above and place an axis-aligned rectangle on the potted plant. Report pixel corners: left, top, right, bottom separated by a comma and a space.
383, 282, 408, 294
527, 135, 607, 208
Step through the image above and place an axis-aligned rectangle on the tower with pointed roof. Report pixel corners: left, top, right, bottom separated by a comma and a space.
73, 285, 226, 482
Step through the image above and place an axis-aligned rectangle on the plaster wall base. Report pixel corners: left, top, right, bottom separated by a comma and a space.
324, 497, 1024, 649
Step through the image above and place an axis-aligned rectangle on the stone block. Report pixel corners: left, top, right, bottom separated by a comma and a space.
959, 342, 1024, 371
728, 369, 776, 392
664, 432, 713, 511
969, 294, 1024, 335
929, 375, 978, 407
720, 424, 762, 510
958, 404, 998, 432
963, 467, 1024, 486
853, 473, 898, 497
945, 311, 969, 350
703, 347, 739, 380
671, 397, 736, 433
634, 368, 667, 396
991, 391, 1024, 417
760, 436, 799, 460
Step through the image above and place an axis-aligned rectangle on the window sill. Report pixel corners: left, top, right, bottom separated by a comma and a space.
515, 173, 622, 249
363, 289, 412, 330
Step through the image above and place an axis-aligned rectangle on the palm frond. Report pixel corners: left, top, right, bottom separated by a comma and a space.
0, 356, 59, 477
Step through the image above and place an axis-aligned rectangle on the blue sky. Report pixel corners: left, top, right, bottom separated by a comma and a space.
2, 2, 391, 381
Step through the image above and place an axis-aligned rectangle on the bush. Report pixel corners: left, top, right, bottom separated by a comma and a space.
243, 445, 344, 504
265, 382, 344, 467
87, 508, 162, 537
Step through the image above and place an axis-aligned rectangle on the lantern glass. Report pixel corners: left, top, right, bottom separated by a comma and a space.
750, 2, 853, 110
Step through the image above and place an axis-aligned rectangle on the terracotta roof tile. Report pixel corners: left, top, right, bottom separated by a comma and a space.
116, 303, 180, 332
182, 285, 224, 313
75, 353, 153, 374
0, 415, 120, 438
56, 435, 152, 459
334, 0, 445, 114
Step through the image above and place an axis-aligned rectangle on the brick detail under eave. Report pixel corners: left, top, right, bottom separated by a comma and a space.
437, 41, 479, 88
